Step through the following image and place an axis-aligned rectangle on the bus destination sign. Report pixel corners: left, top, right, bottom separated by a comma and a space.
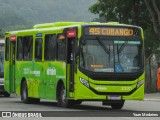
85, 27, 136, 36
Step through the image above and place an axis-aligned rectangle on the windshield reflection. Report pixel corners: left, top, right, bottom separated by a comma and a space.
80, 39, 143, 73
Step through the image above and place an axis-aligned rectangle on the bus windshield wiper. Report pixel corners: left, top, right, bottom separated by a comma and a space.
96, 37, 110, 54
117, 41, 128, 54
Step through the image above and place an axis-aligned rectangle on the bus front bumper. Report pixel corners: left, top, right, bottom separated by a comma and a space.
73, 83, 144, 101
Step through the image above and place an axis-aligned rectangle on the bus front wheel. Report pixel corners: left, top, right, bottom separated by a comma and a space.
21, 81, 31, 104
110, 100, 125, 109
58, 84, 73, 108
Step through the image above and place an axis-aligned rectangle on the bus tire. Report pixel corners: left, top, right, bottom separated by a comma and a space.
73, 100, 82, 105
110, 100, 124, 109
21, 81, 31, 104
32, 98, 40, 104
58, 84, 73, 108
4, 92, 10, 97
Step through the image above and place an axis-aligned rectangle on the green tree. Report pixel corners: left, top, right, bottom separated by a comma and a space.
89, 0, 150, 28
89, 0, 159, 57
144, 0, 160, 40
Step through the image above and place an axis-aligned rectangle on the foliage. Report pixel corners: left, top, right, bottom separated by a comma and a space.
0, 0, 96, 37
0, 0, 96, 27
89, 0, 160, 57
144, 27, 159, 56
89, 0, 150, 28
144, 0, 160, 40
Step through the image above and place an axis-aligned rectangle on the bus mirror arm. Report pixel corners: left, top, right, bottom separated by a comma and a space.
74, 46, 80, 67
75, 46, 80, 57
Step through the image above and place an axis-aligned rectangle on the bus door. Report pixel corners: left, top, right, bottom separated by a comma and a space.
9, 36, 16, 92
67, 38, 74, 92
66, 30, 77, 93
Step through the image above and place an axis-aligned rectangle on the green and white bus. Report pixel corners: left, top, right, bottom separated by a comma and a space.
4, 22, 144, 109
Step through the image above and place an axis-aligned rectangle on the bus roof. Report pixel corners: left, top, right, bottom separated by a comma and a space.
5, 21, 142, 35
33, 21, 141, 29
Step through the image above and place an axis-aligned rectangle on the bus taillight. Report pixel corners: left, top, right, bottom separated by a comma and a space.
10, 36, 16, 41
67, 30, 76, 38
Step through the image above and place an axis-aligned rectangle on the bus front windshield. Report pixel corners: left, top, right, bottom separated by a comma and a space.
80, 38, 143, 73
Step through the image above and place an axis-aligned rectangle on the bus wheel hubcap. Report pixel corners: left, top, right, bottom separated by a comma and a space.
23, 88, 26, 99
62, 90, 66, 103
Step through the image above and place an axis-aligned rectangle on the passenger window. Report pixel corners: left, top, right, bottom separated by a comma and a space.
45, 34, 56, 60
57, 37, 66, 61
35, 38, 42, 61
23, 36, 33, 61
17, 37, 23, 60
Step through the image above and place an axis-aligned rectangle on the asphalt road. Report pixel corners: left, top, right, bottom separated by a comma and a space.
0, 94, 160, 120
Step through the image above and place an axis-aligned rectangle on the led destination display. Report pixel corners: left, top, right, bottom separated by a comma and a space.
84, 27, 137, 36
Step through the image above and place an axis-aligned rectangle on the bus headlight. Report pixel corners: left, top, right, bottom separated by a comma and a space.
80, 78, 90, 88
137, 80, 144, 88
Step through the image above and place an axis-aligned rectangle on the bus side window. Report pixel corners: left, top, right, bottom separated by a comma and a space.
57, 39, 66, 61
23, 36, 33, 61
35, 38, 42, 61
17, 37, 23, 60
45, 34, 56, 60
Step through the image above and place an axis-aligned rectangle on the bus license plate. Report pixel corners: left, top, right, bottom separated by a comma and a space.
108, 95, 121, 100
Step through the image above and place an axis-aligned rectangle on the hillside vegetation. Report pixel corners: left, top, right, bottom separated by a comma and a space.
0, 0, 96, 34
